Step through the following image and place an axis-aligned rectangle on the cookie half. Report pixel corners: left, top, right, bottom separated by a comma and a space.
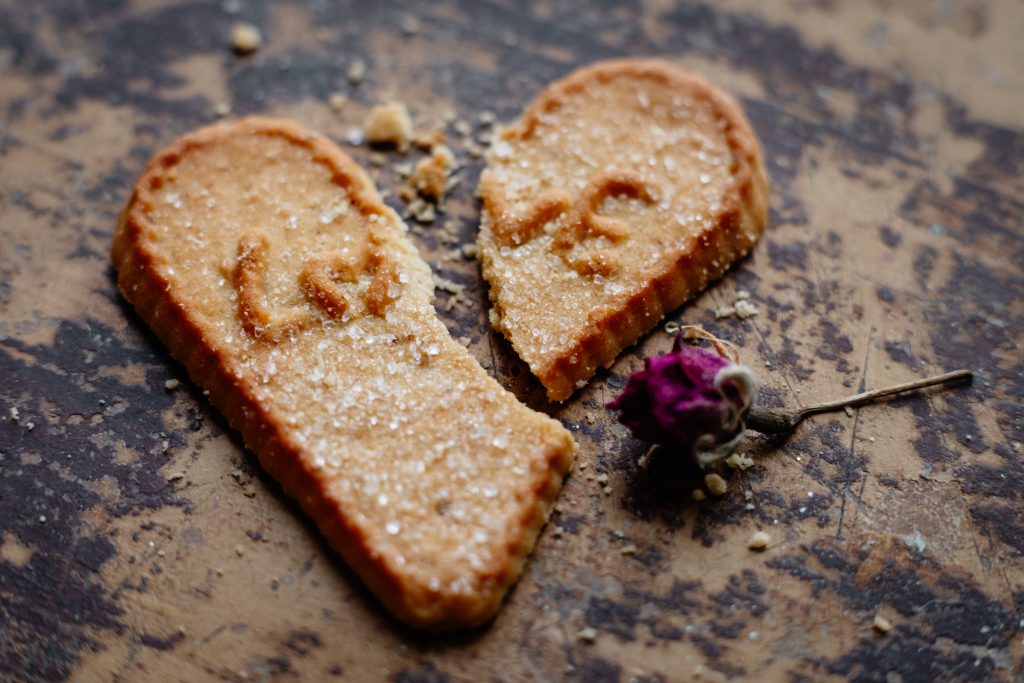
113, 118, 575, 630
479, 59, 769, 401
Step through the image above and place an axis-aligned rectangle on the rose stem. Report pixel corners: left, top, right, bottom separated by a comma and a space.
746, 369, 974, 434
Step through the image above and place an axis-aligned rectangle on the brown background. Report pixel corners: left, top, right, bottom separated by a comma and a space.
1, 1, 1022, 681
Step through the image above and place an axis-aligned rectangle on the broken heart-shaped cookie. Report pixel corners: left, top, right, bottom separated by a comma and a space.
479, 59, 769, 401
113, 118, 575, 630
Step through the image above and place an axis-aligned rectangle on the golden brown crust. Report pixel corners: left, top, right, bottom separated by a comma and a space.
478, 59, 770, 401
113, 117, 575, 630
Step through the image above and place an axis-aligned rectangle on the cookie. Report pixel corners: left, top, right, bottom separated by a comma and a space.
112, 117, 575, 630
478, 59, 769, 401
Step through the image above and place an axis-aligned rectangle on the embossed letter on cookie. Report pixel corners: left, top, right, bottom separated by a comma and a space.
478, 59, 770, 401
113, 118, 575, 630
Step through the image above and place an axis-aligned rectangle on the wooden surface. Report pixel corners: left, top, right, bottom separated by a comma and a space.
1, 1, 1022, 681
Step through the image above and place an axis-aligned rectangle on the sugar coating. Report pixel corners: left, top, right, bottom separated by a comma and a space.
478, 60, 769, 401
117, 119, 575, 629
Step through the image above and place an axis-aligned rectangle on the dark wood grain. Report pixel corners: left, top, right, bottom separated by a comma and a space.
1, 1, 1021, 681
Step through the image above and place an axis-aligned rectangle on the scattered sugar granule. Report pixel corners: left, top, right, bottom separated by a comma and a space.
705, 473, 728, 496
230, 23, 262, 54
164, 379, 180, 390
327, 92, 348, 113
748, 531, 770, 551
347, 57, 366, 85
578, 627, 598, 643
724, 452, 754, 471
872, 614, 893, 634
364, 102, 412, 148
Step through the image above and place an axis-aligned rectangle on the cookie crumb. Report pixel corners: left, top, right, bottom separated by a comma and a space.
734, 299, 759, 320
705, 473, 728, 496
844, 405, 854, 417
691, 489, 706, 501
364, 102, 412, 148
714, 305, 736, 320
399, 15, 419, 36
347, 57, 366, 85
213, 101, 231, 118
408, 144, 454, 202
748, 530, 770, 551
235, 543, 245, 557
164, 379, 180, 390
578, 627, 598, 643
724, 452, 754, 470
620, 544, 637, 555
230, 23, 262, 54
872, 614, 893, 634
327, 92, 348, 113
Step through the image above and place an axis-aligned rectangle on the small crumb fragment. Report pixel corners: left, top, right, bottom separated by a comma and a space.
408, 144, 455, 202
714, 305, 736, 320
452, 118, 471, 137
872, 614, 893, 634
399, 15, 419, 36
578, 626, 598, 643
734, 299, 759, 320
595, 473, 609, 485
736, 289, 751, 299
215, 566, 224, 577
461, 243, 478, 260
213, 101, 231, 118
347, 57, 366, 85
327, 92, 348, 113
844, 405, 854, 417
691, 489, 706, 501
621, 544, 637, 556
664, 321, 680, 334
411, 128, 444, 150
38, 515, 47, 524
364, 102, 412, 148
242, 483, 257, 498
724, 452, 754, 471
748, 530, 770, 551
406, 198, 436, 224
705, 473, 728, 496
230, 22, 262, 54
477, 110, 496, 126
235, 544, 246, 557
167, 471, 185, 482
164, 379, 180, 390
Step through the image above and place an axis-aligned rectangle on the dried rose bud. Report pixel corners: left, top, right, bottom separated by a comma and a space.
608, 336, 757, 467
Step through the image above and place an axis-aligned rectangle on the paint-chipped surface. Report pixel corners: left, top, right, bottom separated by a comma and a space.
1, 1, 1021, 680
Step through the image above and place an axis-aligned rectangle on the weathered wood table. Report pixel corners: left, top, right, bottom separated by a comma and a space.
2, 1, 1021, 681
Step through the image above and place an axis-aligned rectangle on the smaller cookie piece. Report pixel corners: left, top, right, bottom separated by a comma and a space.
478, 59, 769, 401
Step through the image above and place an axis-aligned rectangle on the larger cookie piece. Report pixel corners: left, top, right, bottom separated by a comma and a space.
479, 59, 769, 401
112, 118, 575, 630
